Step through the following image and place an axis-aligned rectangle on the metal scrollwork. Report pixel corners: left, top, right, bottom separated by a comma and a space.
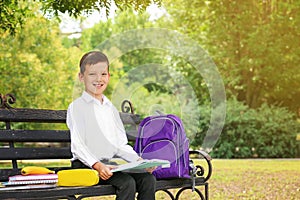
175, 187, 205, 200
121, 100, 134, 114
0, 93, 16, 109
157, 187, 206, 200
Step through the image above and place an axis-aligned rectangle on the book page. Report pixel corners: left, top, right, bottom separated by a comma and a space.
111, 159, 170, 173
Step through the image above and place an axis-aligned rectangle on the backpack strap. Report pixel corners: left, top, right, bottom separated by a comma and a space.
189, 160, 197, 191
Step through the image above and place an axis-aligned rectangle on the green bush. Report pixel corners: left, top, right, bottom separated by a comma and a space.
192, 98, 300, 158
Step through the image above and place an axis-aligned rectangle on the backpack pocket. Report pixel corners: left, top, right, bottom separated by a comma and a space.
141, 139, 181, 179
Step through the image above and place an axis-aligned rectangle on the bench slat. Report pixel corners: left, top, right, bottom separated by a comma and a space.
0, 109, 140, 124
0, 147, 72, 160
0, 129, 137, 142
0, 109, 66, 123
0, 130, 70, 142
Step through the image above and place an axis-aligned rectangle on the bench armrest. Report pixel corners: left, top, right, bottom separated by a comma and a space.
189, 150, 213, 182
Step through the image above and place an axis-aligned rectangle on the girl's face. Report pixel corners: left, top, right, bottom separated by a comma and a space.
79, 62, 110, 101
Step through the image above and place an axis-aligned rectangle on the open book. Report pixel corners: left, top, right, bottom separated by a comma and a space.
111, 159, 170, 173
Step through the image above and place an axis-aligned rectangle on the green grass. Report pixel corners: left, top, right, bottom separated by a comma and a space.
208, 159, 300, 200
2, 159, 299, 199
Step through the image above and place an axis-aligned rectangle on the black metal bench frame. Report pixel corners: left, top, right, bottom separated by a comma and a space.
0, 93, 212, 200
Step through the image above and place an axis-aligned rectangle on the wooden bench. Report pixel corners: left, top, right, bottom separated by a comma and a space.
0, 93, 212, 200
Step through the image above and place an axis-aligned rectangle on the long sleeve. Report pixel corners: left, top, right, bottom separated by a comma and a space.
112, 106, 140, 162
67, 103, 98, 168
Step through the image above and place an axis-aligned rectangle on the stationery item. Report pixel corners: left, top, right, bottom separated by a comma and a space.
0, 184, 56, 190
2, 179, 57, 186
57, 169, 99, 187
110, 159, 170, 173
9, 174, 58, 182
21, 166, 55, 175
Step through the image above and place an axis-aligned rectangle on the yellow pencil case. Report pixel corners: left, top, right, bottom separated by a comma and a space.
57, 169, 99, 187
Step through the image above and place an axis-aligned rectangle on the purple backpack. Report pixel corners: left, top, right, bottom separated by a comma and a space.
134, 114, 190, 179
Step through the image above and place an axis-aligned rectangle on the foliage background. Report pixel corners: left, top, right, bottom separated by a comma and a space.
1, 0, 300, 158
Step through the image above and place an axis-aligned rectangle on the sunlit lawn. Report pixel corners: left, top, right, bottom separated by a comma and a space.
2, 159, 300, 199
209, 159, 300, 200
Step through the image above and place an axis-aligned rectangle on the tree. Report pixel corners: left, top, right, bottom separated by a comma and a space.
0, 0, 30, 35
0, 0, 162, 35
158, 0, 300, 154
0, 8, 81, 109
163, 0, 300, 113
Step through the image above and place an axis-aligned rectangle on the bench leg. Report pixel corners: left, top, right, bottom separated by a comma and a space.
205, 183, 209, 200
